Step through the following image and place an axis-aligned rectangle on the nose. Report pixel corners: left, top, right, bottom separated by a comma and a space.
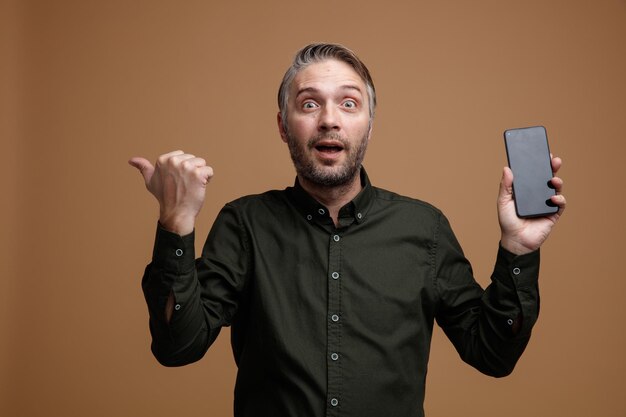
318, 105, 340, 132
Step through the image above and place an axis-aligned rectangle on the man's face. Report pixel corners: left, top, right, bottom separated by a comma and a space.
279, 59, 372, 187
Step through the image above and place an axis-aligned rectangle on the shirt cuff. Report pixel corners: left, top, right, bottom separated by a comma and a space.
151, 223, 196, 273
493, 244, 540, 289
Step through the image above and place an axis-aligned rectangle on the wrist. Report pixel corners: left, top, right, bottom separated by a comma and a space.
159, 212, 195, 236
500, 235, 536, 256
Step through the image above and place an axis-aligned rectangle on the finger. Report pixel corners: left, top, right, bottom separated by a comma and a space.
182, 157, 207, 169
128, 157, 155, 184
179, 157, 207, 179
551, 156, 562, 175
549, 176, 564, 193
499, 167, 514, 196
171, 153, 197, 163
197, 166, 214, 185
162, 150, 185, 158
156, 150, 185, 166
551, 194, 566, 206
167, 153, 198, 169
550, 194, 566, 214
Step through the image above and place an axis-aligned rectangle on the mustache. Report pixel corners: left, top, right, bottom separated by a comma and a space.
307, 132, 350, 149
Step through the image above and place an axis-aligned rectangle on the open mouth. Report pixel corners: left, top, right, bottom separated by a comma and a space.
313, 140, 345, 155
316, 145, 343, 153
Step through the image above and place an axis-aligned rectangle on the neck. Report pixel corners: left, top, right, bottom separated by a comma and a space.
298, 172, 362, 227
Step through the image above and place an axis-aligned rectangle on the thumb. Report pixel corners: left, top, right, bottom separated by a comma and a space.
499, 167, 514, 199
128, 157, 155, 184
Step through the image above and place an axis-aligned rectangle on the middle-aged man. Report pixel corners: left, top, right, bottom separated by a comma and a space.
130, 43, 566, 417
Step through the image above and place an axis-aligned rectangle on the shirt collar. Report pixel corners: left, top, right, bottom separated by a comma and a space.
287, 167, 375, 226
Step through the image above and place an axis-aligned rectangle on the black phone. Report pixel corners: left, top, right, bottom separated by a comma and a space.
504, 126, 558, 218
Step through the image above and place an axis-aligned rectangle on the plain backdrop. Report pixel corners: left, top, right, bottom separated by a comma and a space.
2, 0, 625, 416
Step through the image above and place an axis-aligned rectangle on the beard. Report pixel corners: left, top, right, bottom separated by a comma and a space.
286, 129, 369, 187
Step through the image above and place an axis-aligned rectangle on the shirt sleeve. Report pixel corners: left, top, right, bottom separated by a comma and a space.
433, 212, 540, 377
141, 203, 250, 366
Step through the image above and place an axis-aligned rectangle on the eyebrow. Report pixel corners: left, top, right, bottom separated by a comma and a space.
295, 84, 364, 100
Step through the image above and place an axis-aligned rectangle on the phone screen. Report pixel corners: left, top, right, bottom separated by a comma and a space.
504, 126, 558, 218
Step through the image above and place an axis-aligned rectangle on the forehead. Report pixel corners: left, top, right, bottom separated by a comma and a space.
290, 59, 366, 95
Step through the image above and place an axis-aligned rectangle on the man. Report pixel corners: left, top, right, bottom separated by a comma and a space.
130, 43, 566, 417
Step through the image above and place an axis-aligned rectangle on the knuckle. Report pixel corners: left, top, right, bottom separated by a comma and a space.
157, 155, 168, 166
165, 156, 179, 167
181, 160, 194, 170
170, 156, 184, 168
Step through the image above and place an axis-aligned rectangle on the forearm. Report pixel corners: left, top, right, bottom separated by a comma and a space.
141, 226, 214, 366
440, 245, 540, 377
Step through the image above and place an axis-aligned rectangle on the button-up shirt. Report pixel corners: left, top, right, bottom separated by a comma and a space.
142, 169, 540, 417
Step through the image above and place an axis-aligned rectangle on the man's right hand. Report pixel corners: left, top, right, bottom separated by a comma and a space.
129, 150, 214, 236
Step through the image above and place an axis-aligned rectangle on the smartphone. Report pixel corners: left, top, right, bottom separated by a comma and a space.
504, 126, 558, 218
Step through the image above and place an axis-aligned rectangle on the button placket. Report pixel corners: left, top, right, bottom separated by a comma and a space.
327, 231, 342, 416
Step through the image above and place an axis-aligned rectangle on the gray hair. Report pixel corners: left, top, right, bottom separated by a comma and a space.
278, 43, 377, 122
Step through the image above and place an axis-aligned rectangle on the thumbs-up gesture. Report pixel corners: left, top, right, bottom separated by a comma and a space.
129, 150, 214, 235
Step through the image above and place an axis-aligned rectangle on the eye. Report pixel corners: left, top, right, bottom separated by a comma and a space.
342, 100, 357, 109
303, 101, 318, 109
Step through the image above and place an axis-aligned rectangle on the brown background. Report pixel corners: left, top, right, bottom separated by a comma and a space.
2, 0, 626, 416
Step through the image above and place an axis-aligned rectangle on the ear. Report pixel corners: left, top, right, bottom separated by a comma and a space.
277, 112, 288, 143
366, 119, 374, 142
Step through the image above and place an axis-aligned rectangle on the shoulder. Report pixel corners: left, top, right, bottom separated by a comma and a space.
220, 189, 294, 223
226, 189, 287, 207
221, 189, 290, 214
363, 186, 450, 240
371, 186, 444, 218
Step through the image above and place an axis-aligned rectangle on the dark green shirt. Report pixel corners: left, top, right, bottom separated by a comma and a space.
142, 169, 540, 417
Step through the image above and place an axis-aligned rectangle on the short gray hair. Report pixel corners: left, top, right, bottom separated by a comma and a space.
278, 43, 377, 121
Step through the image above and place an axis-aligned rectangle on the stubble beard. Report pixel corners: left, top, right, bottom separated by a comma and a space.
286, 130, 369, 188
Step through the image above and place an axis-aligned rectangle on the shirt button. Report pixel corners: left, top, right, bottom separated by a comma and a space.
331, 272, 340, 280
306, 214, 313, 221
175, 249, 183, 257
330, 398, 339, 407
174, 304, 181, 311
513, 267, 521, 275
357, 212, 363, 219
331, 314, 340, 322
318, 208, 325, 215
333, 235, 340, 242
331, 352, 339, 361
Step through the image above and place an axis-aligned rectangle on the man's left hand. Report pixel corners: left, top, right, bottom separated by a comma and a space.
498, 156, 566, 255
